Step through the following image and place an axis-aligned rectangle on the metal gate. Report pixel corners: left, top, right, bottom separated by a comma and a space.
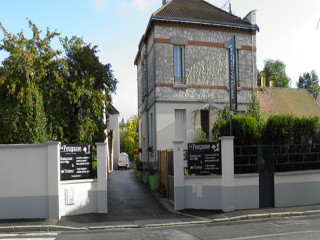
258, 145, 274, 208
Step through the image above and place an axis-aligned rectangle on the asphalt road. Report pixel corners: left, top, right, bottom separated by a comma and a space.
59, 169, 193, 227
3, 215, 320, 240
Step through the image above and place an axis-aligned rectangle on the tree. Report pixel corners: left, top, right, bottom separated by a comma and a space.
193, 128, 208, 143
122, 115, 138, 161
245, 91, 265, 126
119, 118, 127, 152
258, 59, 291, 88
296, 70, 320, 99
0, 20, 117, 144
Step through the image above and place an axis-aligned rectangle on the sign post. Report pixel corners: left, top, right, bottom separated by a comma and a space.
187, 142, 221, 175
229, 35, 238, 136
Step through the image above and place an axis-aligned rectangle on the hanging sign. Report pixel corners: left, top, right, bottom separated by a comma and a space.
229, 35, 238, 111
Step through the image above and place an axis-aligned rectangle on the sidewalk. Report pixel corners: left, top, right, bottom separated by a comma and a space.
1, 196, 320, 233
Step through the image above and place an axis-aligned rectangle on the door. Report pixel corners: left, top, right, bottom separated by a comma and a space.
259, 145, 274, 208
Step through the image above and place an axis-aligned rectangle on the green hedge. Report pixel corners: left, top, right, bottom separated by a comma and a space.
212, 114, 320, 145
212, 115, 260, 145
261, 114, 320, 145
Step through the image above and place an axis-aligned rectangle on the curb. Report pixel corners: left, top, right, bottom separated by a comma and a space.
2, 209, 320, 233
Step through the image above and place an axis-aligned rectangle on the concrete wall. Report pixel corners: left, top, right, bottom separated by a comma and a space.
275, 170, 320, 207
0, 143, 52, 219
184, 176, 221, 209
109, 113, 120, 171
0, 142, 108, 219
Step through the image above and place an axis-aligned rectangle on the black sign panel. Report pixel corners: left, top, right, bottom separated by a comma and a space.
187, 142, 221, 175
229, 35, 238, 111
60, 144, 92, 181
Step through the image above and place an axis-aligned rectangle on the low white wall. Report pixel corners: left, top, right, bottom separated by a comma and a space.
0, 144, 53, 219
275, 170, 320, 207
234, 174, 259, 210
184, 176, 221, 209
59, 180, 97, 216
0, 142, 108, 220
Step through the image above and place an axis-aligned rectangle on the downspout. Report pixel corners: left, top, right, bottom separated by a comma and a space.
153, 27, 158, 186
251, 31, 254, 89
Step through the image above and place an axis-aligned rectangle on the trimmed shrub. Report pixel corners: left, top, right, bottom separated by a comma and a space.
261, 114, 320, 145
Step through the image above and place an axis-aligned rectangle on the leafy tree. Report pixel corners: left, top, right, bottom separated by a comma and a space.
0, 20, 117, 144
193, 128, 208, 143
296, 70, 320, 99
122, 115, 138, 161
119, 118, 127, 152
258, 59, 291, 88
245, 91, 265, 126
0, 20, 53, 143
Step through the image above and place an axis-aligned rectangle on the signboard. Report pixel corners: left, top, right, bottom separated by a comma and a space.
229, 35, 238, 111
187, 142, 221, 175
60, 144, 93, 181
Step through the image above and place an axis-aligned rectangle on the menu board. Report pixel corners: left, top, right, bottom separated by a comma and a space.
60, 144, 92, 181
187, 142, 221, 175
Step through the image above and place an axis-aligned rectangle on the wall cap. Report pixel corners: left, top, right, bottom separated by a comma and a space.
275, 169, 320, 176
46, 141, 61, 145
219, 136, 234, 140
96, 142, 107, 146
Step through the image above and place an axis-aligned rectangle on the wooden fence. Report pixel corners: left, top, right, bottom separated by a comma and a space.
157, 149, 172, 198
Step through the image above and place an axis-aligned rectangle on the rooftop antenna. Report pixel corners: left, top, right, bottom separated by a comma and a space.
221, 0, 230, 11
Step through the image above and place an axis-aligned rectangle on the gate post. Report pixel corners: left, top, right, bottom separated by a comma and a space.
173, 140, 185, 210
47, 141, 61, 219
96, 142, 108, 213
220, 136, 235, 212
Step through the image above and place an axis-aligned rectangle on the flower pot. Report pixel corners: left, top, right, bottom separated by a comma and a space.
150, 175, 155, 191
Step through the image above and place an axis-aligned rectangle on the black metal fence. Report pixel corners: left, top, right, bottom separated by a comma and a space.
234, 144, 320, 174
234, 145, 258, 174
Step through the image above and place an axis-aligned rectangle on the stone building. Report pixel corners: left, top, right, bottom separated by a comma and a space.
134, 0, 259, 173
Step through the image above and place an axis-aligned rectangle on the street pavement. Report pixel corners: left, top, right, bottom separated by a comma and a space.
1, 169, 320, 233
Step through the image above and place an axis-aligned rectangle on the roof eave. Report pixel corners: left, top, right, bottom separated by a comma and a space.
151, 16, 259, 31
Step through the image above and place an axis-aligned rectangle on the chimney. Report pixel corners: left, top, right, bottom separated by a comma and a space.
244, 10, 257, 25
269, 75, 275, 88
162, 0, 167, 6
260, 72, 266, 88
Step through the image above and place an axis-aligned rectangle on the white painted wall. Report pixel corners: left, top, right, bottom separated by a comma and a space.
0, 142, 108, 220
275, 171, 320, 207
59, 180, 97, 216
108, 113, 120, 171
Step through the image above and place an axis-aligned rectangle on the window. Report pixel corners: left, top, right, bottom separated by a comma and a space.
174, 46, 185, 84
201, 110, 209, 140
175, 110, 186, 142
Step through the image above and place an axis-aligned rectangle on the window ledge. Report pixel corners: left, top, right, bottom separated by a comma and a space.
173, 83, 187, 89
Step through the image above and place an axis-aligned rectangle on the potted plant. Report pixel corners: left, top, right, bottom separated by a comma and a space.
135, 159, 143, 182
147, 146, 153, 153
157, 182, 166, 198
149, 166, 155, 192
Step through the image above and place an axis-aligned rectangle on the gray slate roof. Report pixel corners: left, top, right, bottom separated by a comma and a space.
152, 0, 257, 30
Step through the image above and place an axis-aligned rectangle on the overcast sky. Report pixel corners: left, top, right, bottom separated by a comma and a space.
0, 0, 320, 121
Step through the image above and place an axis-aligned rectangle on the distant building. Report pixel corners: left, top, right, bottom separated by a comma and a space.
106, 103, 120, 171
257, 88, 320, 118
134, 0, 258, 172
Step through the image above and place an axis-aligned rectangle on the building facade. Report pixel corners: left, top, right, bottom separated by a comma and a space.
134, 0, 259, 171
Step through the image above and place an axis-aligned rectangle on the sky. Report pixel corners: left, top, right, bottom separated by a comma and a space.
0, 0, 320, 121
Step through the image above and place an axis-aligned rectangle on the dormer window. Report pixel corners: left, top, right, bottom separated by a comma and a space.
174, 45, 185, 84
